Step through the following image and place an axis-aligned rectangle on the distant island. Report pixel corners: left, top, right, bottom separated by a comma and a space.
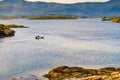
27, 15, 77, 20
0, 16, 28, 20
0, 15, 78, 20
0, 24, 28, 38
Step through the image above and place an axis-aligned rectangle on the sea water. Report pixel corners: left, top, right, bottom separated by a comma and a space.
0, 18, 120, 80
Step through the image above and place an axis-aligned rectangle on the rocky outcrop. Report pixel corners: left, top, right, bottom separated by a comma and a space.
0, 23, 28, 38
109, 17, 120, 23
43, 66, 120, 80
102, 16, 120, 23
0, 29, 15, 38
6, 24, 29, 28
0, 24, 15, 38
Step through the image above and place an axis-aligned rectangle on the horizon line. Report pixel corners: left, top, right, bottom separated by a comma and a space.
0, 0, 110, 4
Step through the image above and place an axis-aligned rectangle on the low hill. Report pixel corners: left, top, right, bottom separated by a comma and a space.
0, 0, 120, 16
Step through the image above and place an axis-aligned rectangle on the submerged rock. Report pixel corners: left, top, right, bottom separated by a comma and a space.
43, 66, 120, 80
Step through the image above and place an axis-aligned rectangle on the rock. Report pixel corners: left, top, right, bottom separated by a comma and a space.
109, 17, 120, 23
6, 24, 29, 28
11, 78, 17, 80
43, 66, 120, 80
0, 24, 15, 38
0, 23, 28, 38
102, 17, 109, 21
102, 16, 120, 23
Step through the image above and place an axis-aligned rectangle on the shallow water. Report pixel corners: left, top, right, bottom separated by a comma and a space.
0, 18, 120, 80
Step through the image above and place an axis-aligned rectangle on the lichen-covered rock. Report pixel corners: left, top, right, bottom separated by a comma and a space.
0, 24, 15, 38
109, 17, 120, 23
0, 23, 28, 38
6, 24, 28, 28
43, 66, 120, 80
102, 16, 120, 23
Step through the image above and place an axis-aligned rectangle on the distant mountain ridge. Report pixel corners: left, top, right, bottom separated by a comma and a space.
0, 0, 120, 16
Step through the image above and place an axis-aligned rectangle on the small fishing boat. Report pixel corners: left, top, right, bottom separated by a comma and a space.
35, 35, 44, 40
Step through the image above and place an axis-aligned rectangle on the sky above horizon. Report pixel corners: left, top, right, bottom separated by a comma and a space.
26, 0, 110, 3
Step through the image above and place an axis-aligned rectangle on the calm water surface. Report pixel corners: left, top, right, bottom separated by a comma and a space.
0, 18, 120, 80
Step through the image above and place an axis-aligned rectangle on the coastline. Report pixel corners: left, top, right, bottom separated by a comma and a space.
10, 66, 120, 80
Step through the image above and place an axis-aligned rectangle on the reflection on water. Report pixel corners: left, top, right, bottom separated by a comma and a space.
0, 18, 120, 80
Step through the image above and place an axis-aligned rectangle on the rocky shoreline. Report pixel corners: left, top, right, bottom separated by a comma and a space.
43, 66, 120, 80
0, 24, 28, 38
10, 66, 120, 80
